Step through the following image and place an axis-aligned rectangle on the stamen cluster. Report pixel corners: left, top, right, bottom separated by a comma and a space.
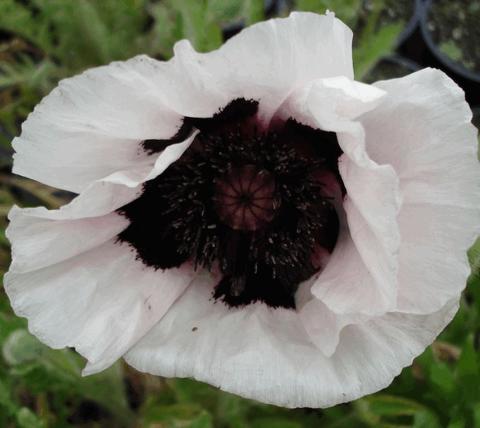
119, 103, 341, 308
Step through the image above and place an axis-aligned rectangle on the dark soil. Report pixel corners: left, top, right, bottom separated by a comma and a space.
427, 0, 480, 74
361, 0, 414, 27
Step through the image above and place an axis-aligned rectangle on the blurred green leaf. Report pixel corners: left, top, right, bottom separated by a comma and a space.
456, 335, 480, 403
243, 0, 265, 25
251, 418, 303, 428
447, 419, 466, 428
164, 0, 223, 52
295, 0, 361, 27
2, 329, 45, 365
2, 327, 133, 423
413, 410, 442, 428
207, 0, 244, 23
0, 378, 16, 415
356, 395, 440, 428
0, 305, 26, 345
216, 392, 250, 428
0, 0, 43, 49
468, 237, 480, 288
168, 378, 219, 407
354, 22, 402, 80
428, 363, 456, 400
16, 407, 46, 428
0, 57, 55, 89
473, 403, 480, 427
142, 403, 213, 428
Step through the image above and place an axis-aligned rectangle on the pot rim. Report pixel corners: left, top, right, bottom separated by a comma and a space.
396, 0, 424, 46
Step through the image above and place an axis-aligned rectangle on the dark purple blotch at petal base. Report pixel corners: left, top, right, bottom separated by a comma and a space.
118, 99, 343, 309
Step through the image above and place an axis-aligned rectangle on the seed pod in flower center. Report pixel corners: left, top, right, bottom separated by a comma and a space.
214, 165, 278, 231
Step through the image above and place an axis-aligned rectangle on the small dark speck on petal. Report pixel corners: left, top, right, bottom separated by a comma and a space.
192, 327, 198, 332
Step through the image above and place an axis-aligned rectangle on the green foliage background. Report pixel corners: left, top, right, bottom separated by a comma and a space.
0, 1, 479, 427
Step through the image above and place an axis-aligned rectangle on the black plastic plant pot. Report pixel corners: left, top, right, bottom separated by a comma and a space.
420, 0, 480, 105
395, 0, 423, 48
472, 106, 480, 133
364, 54, 421, 84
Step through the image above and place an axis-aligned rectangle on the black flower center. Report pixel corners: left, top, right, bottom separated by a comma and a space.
118, 99, 343, 309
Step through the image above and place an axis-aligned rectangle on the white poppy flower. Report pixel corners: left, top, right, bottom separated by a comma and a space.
4, 12, 480, 408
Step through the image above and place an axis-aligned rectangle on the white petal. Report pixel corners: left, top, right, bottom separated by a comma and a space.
5, 239, 197, 375
297, 290, 370, 357
6, 133, 197, 372
7, 206, 128, 274
281, 77, 400, 315
361, 68, 480, 314
14, 12, 352, 193
125, 274, 458, 408
311, 220, 396, 316
199, 11, 353, 121
166, 41, 232, 117
7, 130, 193, 271
18, 136, 195, 224
13, 53, 207, 193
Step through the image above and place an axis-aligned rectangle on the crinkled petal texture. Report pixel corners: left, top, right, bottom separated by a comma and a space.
125, 275, 459, 408
4, 10, 480, 409
6, 136, 198, 375
364, 69, 480, 314
12, 11, 353, 194
126, 68, 479, 407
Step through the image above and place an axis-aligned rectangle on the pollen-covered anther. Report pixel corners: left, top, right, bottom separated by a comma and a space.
214, 164, 278, 231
